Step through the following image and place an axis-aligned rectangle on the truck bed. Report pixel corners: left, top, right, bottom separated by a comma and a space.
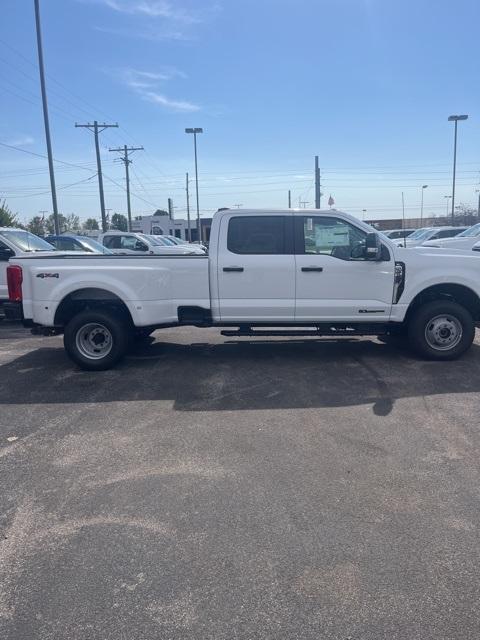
17, 253, 211, 327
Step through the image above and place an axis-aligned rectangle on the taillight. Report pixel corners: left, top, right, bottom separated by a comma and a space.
7, 265, 23, 302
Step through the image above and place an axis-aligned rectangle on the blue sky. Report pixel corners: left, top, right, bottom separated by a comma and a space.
1, 0, 479, 224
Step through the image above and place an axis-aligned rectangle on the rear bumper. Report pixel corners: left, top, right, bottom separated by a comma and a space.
3, 301, 23, 322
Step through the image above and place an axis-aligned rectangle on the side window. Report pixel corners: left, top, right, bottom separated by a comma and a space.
437, 229, 458, 239
121, 236, 147, 251
120, 235, 136, 250
300, 217, 367, 260
227, 216, 288, 254
103, 235, 121, 249
57, 239, 76, 251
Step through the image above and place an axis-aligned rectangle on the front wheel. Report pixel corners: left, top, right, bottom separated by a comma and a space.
408, 300, 475, 360
64, 310, 130, 370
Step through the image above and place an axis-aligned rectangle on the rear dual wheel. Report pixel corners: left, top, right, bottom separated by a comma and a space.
64, 310, 130, 371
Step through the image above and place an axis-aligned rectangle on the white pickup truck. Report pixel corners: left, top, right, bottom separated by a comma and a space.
6, 208, 480, 369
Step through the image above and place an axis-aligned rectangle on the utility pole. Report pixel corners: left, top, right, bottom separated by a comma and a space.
288, 190, 291, 208
76, 121, 118, 232
186, 172, 191, 242
315, 156, 321, 208
185, 128, 203, 242
448, 115, 468, 223
34, 0, 59, 235
168, 198, 174, 220
108, 144, 143, 232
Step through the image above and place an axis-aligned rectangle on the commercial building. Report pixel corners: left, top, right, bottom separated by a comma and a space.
131, 212, 213, 242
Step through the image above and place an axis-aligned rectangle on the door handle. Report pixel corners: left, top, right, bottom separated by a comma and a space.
223, 266, 244, 272
301, 266, 323, 272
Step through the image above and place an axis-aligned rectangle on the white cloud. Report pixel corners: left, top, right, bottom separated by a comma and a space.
93, 25, 187, 41
113, 67, 200, 113
6, 136, 35, 147
142, 91, 200, 112
95, 0, 202, 23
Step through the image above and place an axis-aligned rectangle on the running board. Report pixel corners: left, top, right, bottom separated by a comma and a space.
221, 325, 388, 338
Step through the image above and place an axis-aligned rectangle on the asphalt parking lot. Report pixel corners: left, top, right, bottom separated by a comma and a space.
1, 321, 480, 640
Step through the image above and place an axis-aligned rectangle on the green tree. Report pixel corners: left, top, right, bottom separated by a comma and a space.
27, 216, 46, 236
83, 218, 99, 230
0, 200, 19, 227
45, 213, 67, 234
111, 213, 128, 231
65, 213, 81, 232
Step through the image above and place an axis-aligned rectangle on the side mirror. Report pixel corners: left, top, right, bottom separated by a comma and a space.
365, 232, 382, 261
134, 241, 147, 251
0, 247, 15, 261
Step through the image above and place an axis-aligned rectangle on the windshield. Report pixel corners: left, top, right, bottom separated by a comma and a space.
0, 230, 55, 252
457, 223, 480, 237
78, 237, 113, 254
408, 228, 432, 240
148, 235, 175, 246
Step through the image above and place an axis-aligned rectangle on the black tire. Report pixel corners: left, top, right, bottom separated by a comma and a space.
63, 309, 130, 371
408, 300, 475, 360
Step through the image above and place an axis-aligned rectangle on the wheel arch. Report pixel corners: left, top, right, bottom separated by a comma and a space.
54, 287, 134, 328
405, 283, 480, 322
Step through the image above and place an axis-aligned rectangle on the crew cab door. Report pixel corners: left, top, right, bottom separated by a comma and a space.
294, 215, 395, 321
216, 213, 295, 321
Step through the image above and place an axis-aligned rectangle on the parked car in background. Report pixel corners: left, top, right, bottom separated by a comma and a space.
98, 231, 199, 255
0, 228, 56, 304
164, 234, 208, 252
421, 222, 480, 249
383, 228, 415, 240
395, 226, 467, 248
46, 235, 113, 254
159, 235, 206, 254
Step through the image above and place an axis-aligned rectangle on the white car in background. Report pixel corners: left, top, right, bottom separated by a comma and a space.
98, 231, 198, 255
162, 235, 207, 254
0, 228, 57, 304
383, 228, 415, 240
421, 222, 480, 249
395, 226, 466, 248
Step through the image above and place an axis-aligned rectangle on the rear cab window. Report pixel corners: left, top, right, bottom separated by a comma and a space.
227, 216, 292, 254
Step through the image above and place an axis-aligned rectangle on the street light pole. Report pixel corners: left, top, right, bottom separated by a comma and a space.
185, 128, 203, 242
420, 185, 428, 223
186, 172, 191, 242
448, 114, 468, 223
444, 195, 452, 216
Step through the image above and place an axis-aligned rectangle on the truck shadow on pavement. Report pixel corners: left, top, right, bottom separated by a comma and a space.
2, 335, 480, 415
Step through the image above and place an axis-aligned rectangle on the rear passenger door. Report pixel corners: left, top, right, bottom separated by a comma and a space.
216, 213, 295, 321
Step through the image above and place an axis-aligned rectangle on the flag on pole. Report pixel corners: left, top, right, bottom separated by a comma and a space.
328, 195, 335, 207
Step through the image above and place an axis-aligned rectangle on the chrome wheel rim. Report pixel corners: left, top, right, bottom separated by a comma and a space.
75, 322, 113, 360
424, 315, 462, 351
